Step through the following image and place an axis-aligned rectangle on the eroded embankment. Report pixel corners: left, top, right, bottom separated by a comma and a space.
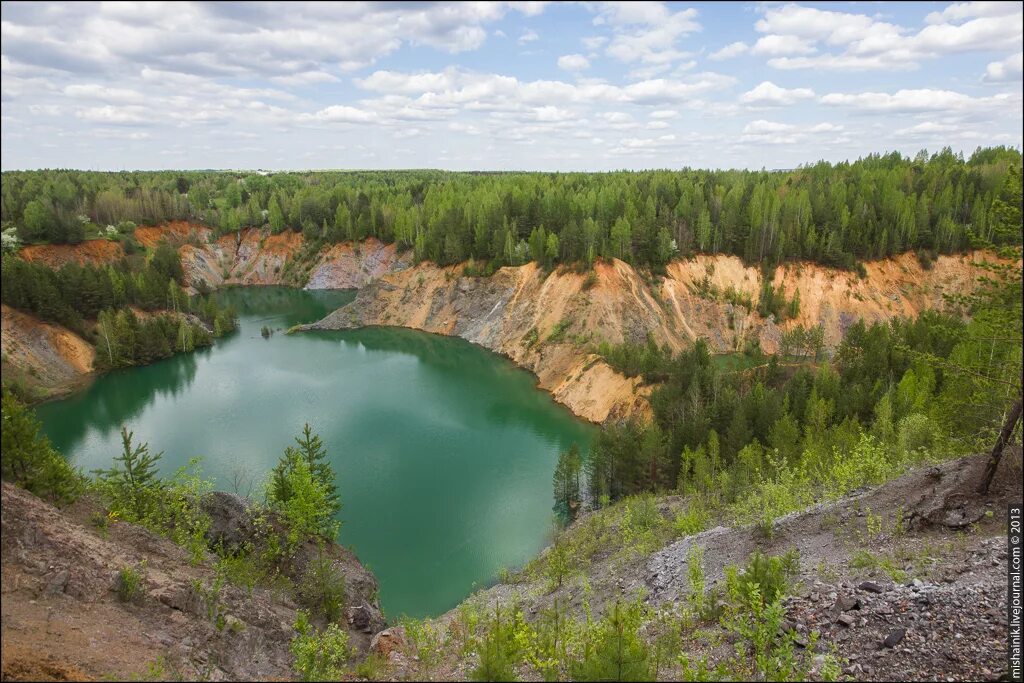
304, 251, 1002, 423
6, 224, 412, 398
11, 223, 1007, 419
0, 304, 95, 400
0, 483, 384, 681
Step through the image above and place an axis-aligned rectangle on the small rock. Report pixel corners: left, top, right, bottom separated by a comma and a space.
859, 581, 885, 594
836, 595, 860, 612
371, 626, 408, 659
44, 569, 70, 595
883, 628, 906, 648
348, 604, 376, 632
837, 613, 856, 628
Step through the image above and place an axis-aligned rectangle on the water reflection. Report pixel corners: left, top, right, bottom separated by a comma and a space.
37, 286, 593, 618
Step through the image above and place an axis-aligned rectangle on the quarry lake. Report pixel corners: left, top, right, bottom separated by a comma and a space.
37, 286, 594, 618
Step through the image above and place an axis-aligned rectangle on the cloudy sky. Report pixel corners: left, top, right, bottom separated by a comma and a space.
1, 1, 1021, 171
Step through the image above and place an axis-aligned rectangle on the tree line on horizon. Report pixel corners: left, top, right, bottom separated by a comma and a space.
1, 146, 1020, 272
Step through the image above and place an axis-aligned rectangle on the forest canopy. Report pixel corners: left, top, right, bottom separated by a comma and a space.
1, 146, 1020, 271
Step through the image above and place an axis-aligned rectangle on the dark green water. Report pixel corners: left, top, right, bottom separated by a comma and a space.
36, 287, 593, 618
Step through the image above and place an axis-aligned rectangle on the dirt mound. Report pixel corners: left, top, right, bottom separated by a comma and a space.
19, 240, 124, 269
0, 305, 95, 399
0, 482, 383, 682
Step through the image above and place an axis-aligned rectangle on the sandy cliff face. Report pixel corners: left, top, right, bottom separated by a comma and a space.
20, 239, 125, 269
306, 251, 1003, 422
0, 305, 95, 399
12, 224, 1006, 419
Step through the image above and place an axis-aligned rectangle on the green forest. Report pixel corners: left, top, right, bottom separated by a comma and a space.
0, 241, 237, 397
2, 146, 1021, 272
550, 256, 1022, 529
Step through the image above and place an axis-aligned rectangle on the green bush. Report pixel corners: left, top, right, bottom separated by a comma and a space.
897, 413, 937, 459
297, 547, 346, 623
290, 610, 351, 682
570, 600, 650, 682
0, 390, 83, 506
116, 562, 144, 602
826, 433, 899, 498
546, 318, 572, 343
471, 605, 521, 682
93, 427, 164, 521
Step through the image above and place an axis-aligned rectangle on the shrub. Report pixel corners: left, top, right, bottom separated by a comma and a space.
116, 562, 144, 602
297, 547, 347, 622
290, 610, 351, 682
268, 456, 339, 551
546, 318, 572, 343
93, 427, 163, 521
570, 600, 650, 682
897, 413, 937, 460
471, 605, 520, 682
673, 503, 709, 537
826, 433, 899, 499
619, 494, 669, 556
0, 390, 83, 506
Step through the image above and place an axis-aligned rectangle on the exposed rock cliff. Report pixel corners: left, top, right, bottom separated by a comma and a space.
0, 305, 95, 400
304, 251, 1002, 422
10, 223, 1006, 420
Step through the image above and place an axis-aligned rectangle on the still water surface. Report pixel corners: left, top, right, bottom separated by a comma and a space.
37, 286, 594, 617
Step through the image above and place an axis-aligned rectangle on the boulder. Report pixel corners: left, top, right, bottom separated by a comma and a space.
348, 603, 385, 634
200, 491, 257, 552
370, 626, 407, 659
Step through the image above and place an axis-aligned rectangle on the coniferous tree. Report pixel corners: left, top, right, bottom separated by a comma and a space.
552, 443, 582, 522
94, 427, 163, 521
0, 390, 82, 505
270, 423, 339, 518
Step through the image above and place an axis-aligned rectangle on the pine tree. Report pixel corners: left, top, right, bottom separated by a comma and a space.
471, 605, 518, 682
572, 601, 650, 682
0, 390, 82, 505
95, 427, 163, 521
270, 423, 340, 517
552, 443, 582, 521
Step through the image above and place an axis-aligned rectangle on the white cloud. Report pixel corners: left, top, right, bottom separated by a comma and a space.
925, 2, 1022, 25
750, 35, 816, 56
650, 109, 679, 119
740, 81, 815, 107
64, 84, 146, 104
269, 71, 340, 86
754, 2, 1023, 71
740, 118, 844, 145
821, 88, 1016, 113
894, 121, 959, 136
298, 105, 377, 124
353, 67, 734, 109
0, 2, 540, 81
983, 52, 1023, 83
518, 29, 539, 45
558, 54, 591, 72
75, 105, 150, 125
709, 41, 748, 60
594, 4, 701, 66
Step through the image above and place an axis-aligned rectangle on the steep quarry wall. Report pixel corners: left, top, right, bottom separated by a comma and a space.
0, 304, 95, 399
305, 251, 1004, 422
12, 223, 1006, 419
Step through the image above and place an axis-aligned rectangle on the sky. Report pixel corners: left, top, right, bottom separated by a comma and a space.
1, 1, 1022, 172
